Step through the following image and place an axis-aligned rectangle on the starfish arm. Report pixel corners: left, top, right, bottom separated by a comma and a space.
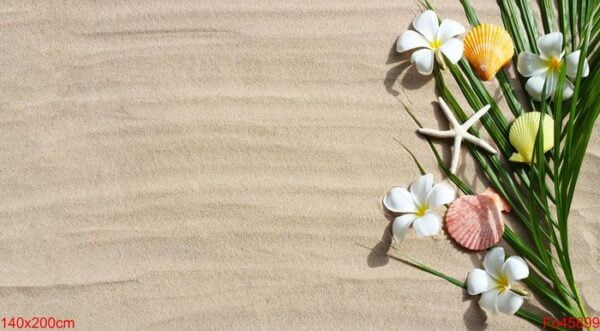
450, 136, 463, 174
462, 104, 491, 129
417, 128, 455, 138
464, 133, 498, 154
437, 97, 461, 128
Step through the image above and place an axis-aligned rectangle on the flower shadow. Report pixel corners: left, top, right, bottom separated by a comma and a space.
462, 291, 489, 330
366, 200, 395, 268
385, 43, 433, 96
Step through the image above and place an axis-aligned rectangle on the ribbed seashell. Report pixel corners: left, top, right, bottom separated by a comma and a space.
464, 24, 514, 81
445, 188, 509, 251
509, 112, 554, 163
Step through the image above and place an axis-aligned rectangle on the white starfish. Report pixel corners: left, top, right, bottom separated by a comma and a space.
418, 97, 498, 174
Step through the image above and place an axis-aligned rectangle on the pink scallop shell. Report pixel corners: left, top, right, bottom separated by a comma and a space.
445, 188, 510, 251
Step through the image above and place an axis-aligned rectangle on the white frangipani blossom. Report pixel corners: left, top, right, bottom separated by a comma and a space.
383, 174, 455, 244
396, 10, 466, 75
517, 32, 590, 101
467, 247, 530, 315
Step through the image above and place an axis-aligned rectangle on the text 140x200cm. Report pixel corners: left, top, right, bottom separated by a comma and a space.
1, 317, 75, 329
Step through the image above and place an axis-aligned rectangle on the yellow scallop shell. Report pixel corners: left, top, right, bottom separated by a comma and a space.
464, 24, 514, 81
509, 112, 554, 163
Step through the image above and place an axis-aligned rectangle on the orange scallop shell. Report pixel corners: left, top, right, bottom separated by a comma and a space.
445, 188, 510, 251
463, 24, 514, 81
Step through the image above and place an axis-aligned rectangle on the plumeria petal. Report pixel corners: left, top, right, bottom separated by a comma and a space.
503, 256, 529, 282
383, 187, 418, 213
496, 290, 524, 315
547, 73, 574, 99
525, 75, 548, 101
410, 173, 434, 205
562, 79, 574, 100
397, 30, 431, 52
517, 52, 548, 77
525, 73, 574, 100
467, 268, 495, 295
392, 214, 417, 244
412, 211, 441, 237
479, 289, 499, 315
412, 10, 439, 41
471, 248, 528, 316
411, 49, 435, 75
545, 72, 559, 97
426, 183, 455, 207
565, 50, 590, 78
439, 38, 464, 64
537, 32, 563, 59
483, 247, 505, 279
437, 19, 466, 41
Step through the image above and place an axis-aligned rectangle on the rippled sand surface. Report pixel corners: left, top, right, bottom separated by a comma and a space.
0, 1, 597, 329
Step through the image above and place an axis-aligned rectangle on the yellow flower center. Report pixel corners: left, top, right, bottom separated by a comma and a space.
416, 203, 429, 217
546, 56, 563, 72
496, 275, 511, 293
429, 39, 442, 50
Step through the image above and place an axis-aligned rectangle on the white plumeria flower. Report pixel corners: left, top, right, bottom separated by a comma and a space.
383, 174, 455, 243
467, 247, 530, 315
396, 10, 466, 75
517, 32, 590, 101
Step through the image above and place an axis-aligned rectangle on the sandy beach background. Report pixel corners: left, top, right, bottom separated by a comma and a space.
0, 0, 598, 329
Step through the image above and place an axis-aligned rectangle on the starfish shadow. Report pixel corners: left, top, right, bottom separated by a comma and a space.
428, 100, 456, 175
